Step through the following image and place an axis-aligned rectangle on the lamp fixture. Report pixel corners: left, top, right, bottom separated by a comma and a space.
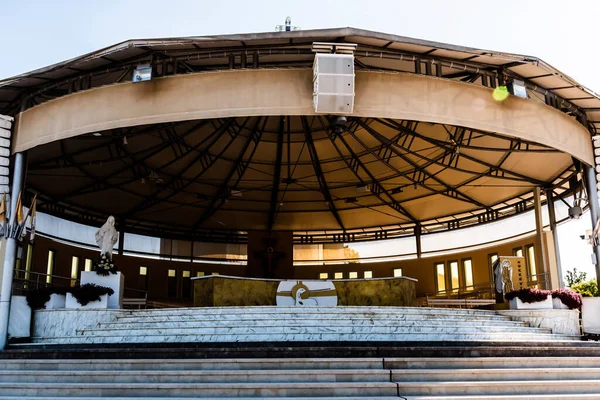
391, 187, 403, 194
133, 63, 152, 82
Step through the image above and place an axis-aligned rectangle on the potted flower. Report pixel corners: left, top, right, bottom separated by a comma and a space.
94, 253, 118, 276
571, 279, 600, 335
551, 288, 582, 309
505, 288, 553, 309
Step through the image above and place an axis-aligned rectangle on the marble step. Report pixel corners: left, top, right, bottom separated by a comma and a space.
80, 325, 551, 336
385, 357, 600, 369
404, 396, 600, 400
0, 397, 404, 400
0, 358, 382, 371
31, 332, 580, 345
391, 367, 600, 382
101, 318, 529, 328
114, 313, 516, 323
397, 379, 600, 396
0, 382, 399, 397
0, 369, 390, 384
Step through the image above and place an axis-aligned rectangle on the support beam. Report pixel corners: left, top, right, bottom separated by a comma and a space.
302, 117, 345, 231
267, 117, 284, 231
532, 187, 549, 287
415, 224, 422, 259
546, 190, 563, 288
0, 152, 26, 350
584, 164, 600, 282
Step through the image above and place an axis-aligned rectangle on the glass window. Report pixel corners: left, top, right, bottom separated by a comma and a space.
168, 269, 176, 278
393, 268, 403, 277
70, 256, 79, 287
334, 272, 343, 279
183, 270, 191, 278
196, 272, 205, 277
139, 266, 147, 276
513, 247, 523, 257
525, 244, 537, 278
84, 259, 93, 272
435, 262, 446, 292
363, 271, 373, 279
462, 259, 474, 289
349, 272, 358, 279
449, 261, 459, 291
319, 272, 328, 279
46, 250, 55, 284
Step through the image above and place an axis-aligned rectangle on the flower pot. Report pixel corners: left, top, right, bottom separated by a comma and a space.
509, 294, 553, 310
552, 297, 570, 310
44, 294, 66, 310
582, 297, 600, 334
80, 271, 124, 309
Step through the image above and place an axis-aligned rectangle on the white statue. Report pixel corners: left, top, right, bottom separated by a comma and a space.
95, 216, 119, 259
494, 259, 513, 294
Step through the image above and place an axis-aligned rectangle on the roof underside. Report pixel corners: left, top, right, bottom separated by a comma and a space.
1, 27, 590, 242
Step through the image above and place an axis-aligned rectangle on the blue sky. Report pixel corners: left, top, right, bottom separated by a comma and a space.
1, 0, 598, 280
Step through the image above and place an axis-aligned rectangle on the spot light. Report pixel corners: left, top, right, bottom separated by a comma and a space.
391, 187, 403, 194
122, 136, 128, 145
569, 205, 583, 220
344, 197, 358, 204
507, 79, 528, 98
92, 132, 102, 137
133, 63, 152, 82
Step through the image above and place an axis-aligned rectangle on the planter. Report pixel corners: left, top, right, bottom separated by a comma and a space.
44, 294, 66, 310
65, 293, 108, 309
80, 271, 124, 309
8, 295, 31, 338
509, 294, 553, 310
552, 297, 570, 310
582, 297, 600, 334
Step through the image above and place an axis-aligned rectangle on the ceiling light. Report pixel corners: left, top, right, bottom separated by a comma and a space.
122, 136, 128, 145
356, 184, 370, 193
230, 189, 242, 197
92, 132, 102, 137
391, 187, 403, 194
344, 197, 358, 204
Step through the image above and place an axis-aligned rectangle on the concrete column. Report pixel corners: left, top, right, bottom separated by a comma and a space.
0, 152, 26, 350
546, 190, 564, 288
533, 187, 549, 287
584, 164, 600, 282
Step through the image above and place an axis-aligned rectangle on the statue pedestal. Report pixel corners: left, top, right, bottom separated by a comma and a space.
80, 271, 125, 309
8, 295, 31, 338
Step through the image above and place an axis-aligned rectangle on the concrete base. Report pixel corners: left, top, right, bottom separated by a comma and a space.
80, 271, 124, 309
498, 309, 580, 335
8, 295, 31, 338
65, 293, 108, 309
44, 294, 66, 310
509, 295, 553, 310
582, 297, 600, 334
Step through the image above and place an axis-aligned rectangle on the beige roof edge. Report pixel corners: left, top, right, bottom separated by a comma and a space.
0, 27, 589, 93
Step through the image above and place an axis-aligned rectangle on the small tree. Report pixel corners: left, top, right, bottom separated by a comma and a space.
565, 268, 587, 287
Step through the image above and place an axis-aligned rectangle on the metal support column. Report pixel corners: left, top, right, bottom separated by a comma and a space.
546, 190, 564, 288
415, 224, 422, 259
584, 164, 600, 282
533, 187, 549, 287
0, 152, 26, 350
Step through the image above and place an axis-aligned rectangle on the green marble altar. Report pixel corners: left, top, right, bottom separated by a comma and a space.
192, 275, 417, 307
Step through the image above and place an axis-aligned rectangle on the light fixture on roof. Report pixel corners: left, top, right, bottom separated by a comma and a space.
122, 135, 128, 145
132, 63, 152, 82
356, 184, 370, 193
569, 198, 583, 220
344, 197, 358, 204
391, 187, 403, 194
507, 79, 528, 98
230, 189, 243, 197
92, 132, 102, 137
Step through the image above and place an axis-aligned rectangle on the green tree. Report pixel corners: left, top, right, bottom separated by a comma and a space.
565, 268, 587, 287
570, 279, 598, 297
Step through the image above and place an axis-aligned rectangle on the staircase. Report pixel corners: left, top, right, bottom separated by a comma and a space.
26, 306, 580, 345
1, 356, 600, 398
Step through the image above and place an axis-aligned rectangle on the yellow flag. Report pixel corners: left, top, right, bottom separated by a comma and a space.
0, 193, 6, 224
29, 195, 37, 242
15, 192, 23, 224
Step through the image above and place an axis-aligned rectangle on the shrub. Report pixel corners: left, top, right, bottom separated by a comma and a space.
505, 288, 551, 303
25, 287, 68, 309
69, 283, 114, 306
570, 280, 599, 297
551, 288, 583, 309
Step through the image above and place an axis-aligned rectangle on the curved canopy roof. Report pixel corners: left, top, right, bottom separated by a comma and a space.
1, 27, 593, 242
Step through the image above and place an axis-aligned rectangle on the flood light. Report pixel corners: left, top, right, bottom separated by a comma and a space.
133, 63, 152, 82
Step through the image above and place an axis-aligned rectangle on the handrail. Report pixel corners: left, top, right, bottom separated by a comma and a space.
12, 269, 148, 298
